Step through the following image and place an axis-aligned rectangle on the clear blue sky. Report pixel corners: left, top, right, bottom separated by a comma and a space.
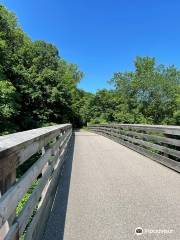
1, 0, 180, 92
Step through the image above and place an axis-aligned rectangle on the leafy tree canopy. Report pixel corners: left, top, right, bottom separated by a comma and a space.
0, 5, 179, 135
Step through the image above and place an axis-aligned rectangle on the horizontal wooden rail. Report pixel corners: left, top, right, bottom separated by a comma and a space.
0, 124, 72, 240
88, 124, 180, 172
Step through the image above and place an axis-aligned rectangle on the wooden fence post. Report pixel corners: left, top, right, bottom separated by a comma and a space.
0, 154, 17, 239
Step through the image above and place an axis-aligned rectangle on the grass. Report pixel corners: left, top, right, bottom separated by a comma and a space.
16, 180, 39, 216
16, 179, 39, 240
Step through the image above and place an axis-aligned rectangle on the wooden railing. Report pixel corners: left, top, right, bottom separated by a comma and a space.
0, 124, 72, 240
89, 124, 180, 172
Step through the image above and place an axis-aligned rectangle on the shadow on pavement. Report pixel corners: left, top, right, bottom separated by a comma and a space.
43, 133, 75, 240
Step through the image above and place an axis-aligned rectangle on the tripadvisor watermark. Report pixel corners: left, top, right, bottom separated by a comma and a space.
135, 227, 174, 236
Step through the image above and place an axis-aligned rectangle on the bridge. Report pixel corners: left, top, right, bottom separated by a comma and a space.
0, 124, 180, 239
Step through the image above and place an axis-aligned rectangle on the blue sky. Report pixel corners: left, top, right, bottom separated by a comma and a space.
1, 0, 180, 92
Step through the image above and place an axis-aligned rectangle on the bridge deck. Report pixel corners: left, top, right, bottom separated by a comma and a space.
43, 131, 180, 240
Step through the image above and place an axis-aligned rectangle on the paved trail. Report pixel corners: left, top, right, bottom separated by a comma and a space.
43, 131, 180, 240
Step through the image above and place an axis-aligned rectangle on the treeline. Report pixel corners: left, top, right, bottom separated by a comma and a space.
83, 57, 180, 125
0, 5, 180, 135
0, 5, 87, 134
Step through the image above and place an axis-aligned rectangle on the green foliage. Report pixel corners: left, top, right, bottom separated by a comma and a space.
82, 57, 180, 125
0, 5, 84, 134
79, 89, 117, 125
172, 88, 180, 125
0, 80, 16, 117
16, 180, 39, 240
2, 3, 179, 238
16, 180, 38, 216
0, 79, 19, 134
0, 5, 179, 135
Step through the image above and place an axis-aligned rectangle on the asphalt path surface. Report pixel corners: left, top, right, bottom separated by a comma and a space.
43, 131, 180, 240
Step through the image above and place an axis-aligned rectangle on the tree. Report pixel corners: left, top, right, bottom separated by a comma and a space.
0, 4, 84, 133
0, 79, 19, 134
0, 4, 180, 135
110, 57, 180, 124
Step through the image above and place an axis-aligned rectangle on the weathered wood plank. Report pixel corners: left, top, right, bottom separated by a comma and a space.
109, 128, 180, 147
89, 124, 180, 173
0, 124, 71, 168
91, 126, 180, 158
0, 149, 52, 228
90, 124, 180, 135
0, 126, 71, 228
96, 131, 180, 172
18, 166, 52, 234
4, 222, 18, 240
108, 131, 180, 159
1, 127, 72, 240
24, 133, 72, 240
4, 166, 53, 240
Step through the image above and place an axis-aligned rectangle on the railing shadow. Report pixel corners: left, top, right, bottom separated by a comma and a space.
43, 133, 75, 240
